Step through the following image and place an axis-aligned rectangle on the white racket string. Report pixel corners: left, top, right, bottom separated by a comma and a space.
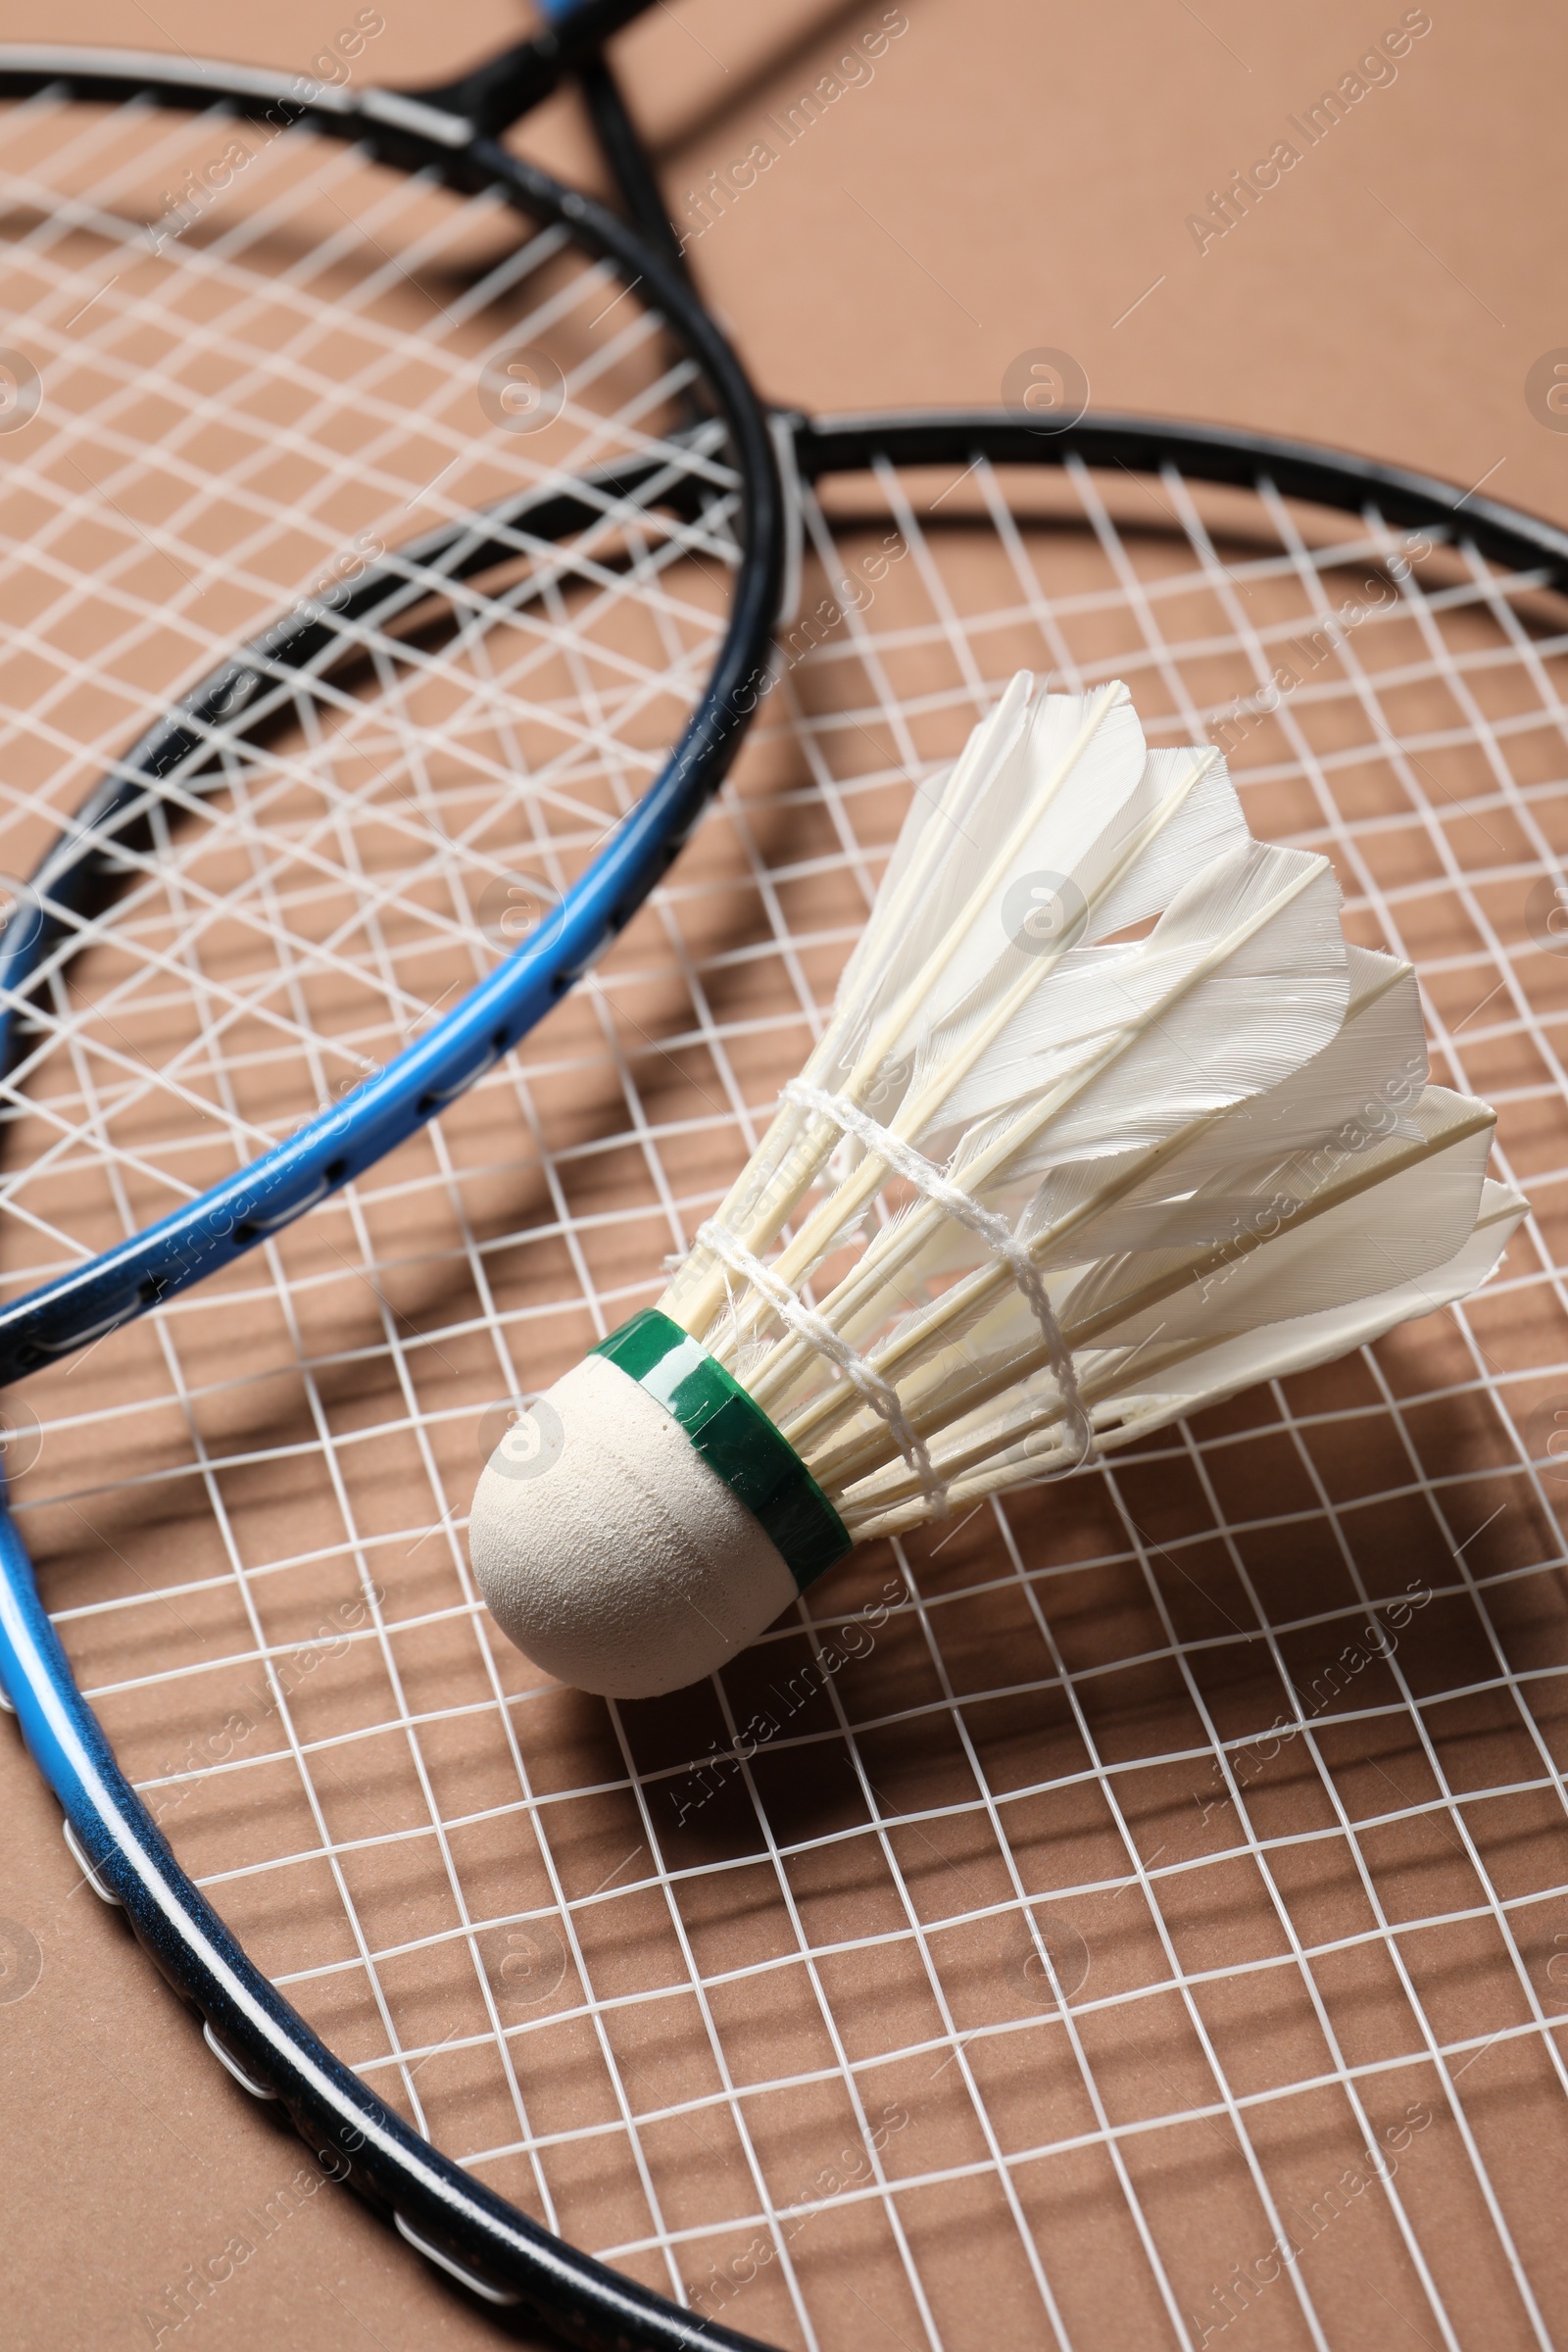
10, 421, 1568, 2350
0, 91, 748, 1316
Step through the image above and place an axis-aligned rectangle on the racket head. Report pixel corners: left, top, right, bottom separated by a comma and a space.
0, 42, 782, 1376
5, 408, 1568, 2348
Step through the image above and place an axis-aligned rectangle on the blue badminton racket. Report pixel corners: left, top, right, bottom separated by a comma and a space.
0, 17, 781, 1381
0, 17, 784, 2343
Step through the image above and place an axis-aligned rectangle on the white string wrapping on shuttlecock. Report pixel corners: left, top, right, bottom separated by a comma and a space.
645, 678, 1526, 1544
693, 1215, 949, 1513
781, 1079, 1097, 1468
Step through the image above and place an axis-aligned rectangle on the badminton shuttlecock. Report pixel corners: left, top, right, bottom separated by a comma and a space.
469, 677, 1523, 1697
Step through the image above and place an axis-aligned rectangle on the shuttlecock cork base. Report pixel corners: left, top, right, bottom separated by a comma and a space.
470, 674, 1524, 1699
469, 1315, 850, 1697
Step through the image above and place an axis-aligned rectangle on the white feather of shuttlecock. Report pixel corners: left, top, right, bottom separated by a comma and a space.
658, 674, 1524, 1541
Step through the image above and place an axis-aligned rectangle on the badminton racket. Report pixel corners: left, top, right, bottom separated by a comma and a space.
0, 20, 783, 1377
6, 15, 1568, 2352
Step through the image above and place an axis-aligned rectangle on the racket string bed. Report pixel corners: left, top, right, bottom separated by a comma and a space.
8, 415, 1567, 2352
3, 46, 1568, 2349
0, 36, 794, 2348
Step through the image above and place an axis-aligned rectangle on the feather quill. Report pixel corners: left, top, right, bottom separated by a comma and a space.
653, 677, 1522, 1537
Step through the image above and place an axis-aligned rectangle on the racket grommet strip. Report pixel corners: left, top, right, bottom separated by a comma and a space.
63, 1818, 120, 1906
393, 2214, 523, 2309
203, 2018, 278, 2102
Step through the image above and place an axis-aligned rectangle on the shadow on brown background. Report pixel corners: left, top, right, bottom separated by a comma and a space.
1, 2, 1565, 2347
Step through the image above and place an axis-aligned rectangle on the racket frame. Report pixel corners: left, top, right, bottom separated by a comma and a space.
0, 44, 786, 1384
3, 390, 1567, 2340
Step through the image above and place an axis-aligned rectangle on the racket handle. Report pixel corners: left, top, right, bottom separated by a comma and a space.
579, 53, 691, 277
408, 0, 663, 134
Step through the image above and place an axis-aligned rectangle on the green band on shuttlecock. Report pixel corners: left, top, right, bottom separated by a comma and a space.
591, 1309, 852, 1592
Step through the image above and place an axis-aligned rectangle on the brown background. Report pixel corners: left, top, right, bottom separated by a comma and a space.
1, 1, 1564, 2345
